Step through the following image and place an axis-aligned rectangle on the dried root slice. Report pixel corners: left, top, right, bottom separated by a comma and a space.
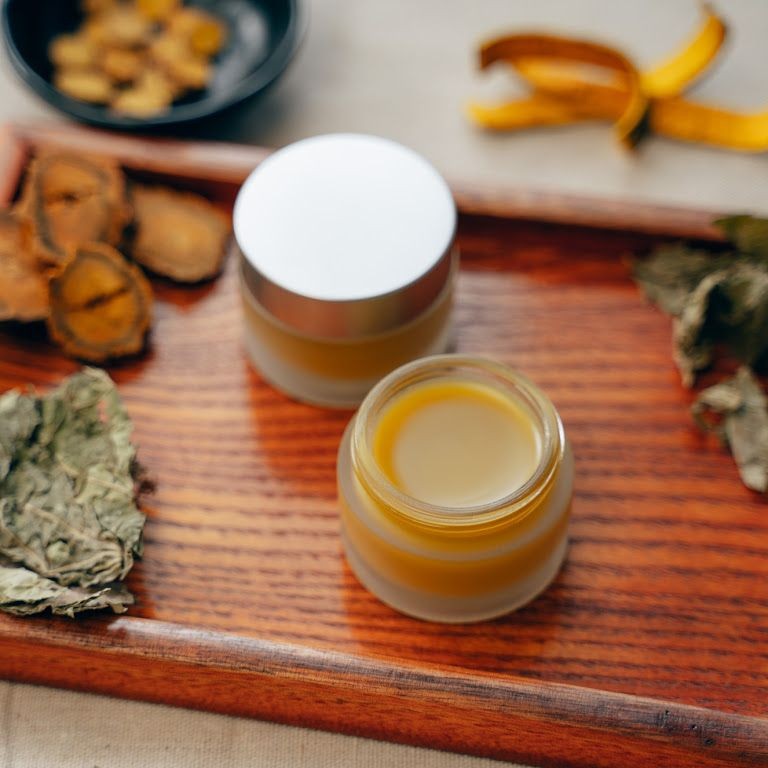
137, 0, 180, 22
49, 34, 99, 69
100, 47, 145, 83
131, 185, 230, 282
111, 69, 175, 117
54, 69, 113, 104
168, 8, 227, 56
82, 0, 118, 13
149, 33, 210, 90
84, 7, 153, 48
18, 152, 129, 264
47, 243, 152, 361
162, 54, 211, 90
0, 210, 50, 322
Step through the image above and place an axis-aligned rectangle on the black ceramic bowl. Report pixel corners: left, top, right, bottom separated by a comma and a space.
2, 0, 301, 129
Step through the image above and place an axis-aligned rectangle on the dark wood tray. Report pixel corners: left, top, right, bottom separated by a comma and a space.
0, 122, 765, 768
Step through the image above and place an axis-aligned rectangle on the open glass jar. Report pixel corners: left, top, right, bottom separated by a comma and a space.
234, 134, 457, 408
337, 355, 573, 623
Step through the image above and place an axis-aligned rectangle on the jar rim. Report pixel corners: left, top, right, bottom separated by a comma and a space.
351, 355, 565, 530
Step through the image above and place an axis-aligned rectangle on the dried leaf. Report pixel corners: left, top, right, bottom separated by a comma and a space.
0, 564, 133, 617
692, 367, 768, 492
715, 215, 768, 262
0, 368, 146, 616
634, 244, 768, 386
632, 244, 732, 316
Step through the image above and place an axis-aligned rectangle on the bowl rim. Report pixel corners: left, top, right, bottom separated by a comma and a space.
1, 0, 303, 128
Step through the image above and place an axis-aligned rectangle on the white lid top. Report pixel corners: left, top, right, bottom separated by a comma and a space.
234, 134, 456, 305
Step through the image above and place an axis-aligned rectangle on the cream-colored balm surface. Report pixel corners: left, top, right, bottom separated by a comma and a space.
373, 379, 542, 507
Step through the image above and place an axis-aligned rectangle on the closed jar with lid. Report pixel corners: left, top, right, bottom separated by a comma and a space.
337, 355, 573, 623
234, 134, 457, 408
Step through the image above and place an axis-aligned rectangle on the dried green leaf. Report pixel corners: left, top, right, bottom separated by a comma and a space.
634, 241, 768, 386
692, 367, 768, 492
0, 563, 133, 617
632, 244, 732, 316
715, 215, 768, 262
672, 269, 725, 387
0, 368, 146, 616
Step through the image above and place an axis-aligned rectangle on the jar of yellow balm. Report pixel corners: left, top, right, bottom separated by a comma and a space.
337, 355, 573, 623
234, 134, 457, 408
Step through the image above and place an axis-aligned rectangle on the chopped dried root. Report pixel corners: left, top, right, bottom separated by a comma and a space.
17, 152, 129, 264
0, 210, 50, 322
47, 243, 152, 361
131, 185, 230, 282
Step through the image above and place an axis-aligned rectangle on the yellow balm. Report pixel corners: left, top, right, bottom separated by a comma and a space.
337, 355, 573, 623
373, 379, 541, 508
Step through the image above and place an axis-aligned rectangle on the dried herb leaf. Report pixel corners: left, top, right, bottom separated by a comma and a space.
0, 564, 133, 617
715, 215, 768, 262
0, 368, 146, 616
634, 246, 768, 386
632, 244, 732, 316
692, 367, 768, 492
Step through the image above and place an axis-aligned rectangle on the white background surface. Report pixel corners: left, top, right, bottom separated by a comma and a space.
1, 1, 766, 766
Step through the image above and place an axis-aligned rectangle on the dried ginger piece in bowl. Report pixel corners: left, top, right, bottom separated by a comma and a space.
54, 69, 114, 104
130, 185, 230, 282
47, 243, 153, 362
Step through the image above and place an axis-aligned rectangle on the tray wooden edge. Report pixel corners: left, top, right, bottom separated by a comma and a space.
1, 616, 765, 768
2, 120, 725, 240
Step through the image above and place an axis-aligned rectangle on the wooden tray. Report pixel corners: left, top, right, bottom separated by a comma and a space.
0, 122, 765, 768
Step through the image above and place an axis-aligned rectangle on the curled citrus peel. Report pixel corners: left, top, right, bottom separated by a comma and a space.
474, 34, 649, 148
468, 5, 768, 152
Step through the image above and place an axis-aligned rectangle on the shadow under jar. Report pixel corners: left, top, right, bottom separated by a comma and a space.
337, 355, 574, 623
235, 133, 457, 408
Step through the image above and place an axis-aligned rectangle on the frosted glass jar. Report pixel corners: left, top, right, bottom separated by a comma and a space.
234, 134, 457, 408
337, 355, 573, 623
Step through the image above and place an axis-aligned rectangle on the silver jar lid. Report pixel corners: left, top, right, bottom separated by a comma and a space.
234, 134, 456, 339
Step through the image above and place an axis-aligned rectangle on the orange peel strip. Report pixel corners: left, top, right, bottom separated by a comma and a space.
641, 2, 726, 98
475, 34, 648, 148
464, 5, 768, 151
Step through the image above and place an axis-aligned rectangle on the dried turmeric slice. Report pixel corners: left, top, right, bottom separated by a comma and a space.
49, 34, 99, 69
130, 185, 230, 282
167, 8, 227, 56
137, 0, 180, 22
47, 243, 152, 361
0, 210, 50, 322
110, 69, 176, 117
54, 69, 113, 104
83, 6, 152, 48
163, 55, 211, 90
100, 47, 145, 83
189, 17, 227, 57
82, 0, 118, 13
18, 153, 129, 264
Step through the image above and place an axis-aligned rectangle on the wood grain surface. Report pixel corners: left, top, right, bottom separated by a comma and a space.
0, 124, 765, 768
